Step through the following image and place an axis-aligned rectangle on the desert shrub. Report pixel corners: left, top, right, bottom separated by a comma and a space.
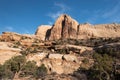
82, 58, 89, 64
31, 48, 38, 53
20, 61, 37, 77
35, 64, 47, 78
21, 36, 27, 40
88, 53, 114, 80
15, 41, 21, 45
58, 48, 68, 54
0, 55, 26, 79
96, 44, 120, 59
13, 41, 21, 48
0, 55, 48, 79
4, 55, 26, 73
20, 50, 28, 56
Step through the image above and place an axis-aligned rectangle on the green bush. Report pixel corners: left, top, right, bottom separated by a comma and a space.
0, 55, 26, 79
20, 61, 37, 77
35, 64, 47, 78
0, 55, 48, 79
89, 53, 113, 80
82, 58, 89, 64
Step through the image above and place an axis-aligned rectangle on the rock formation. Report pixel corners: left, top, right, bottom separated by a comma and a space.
77, 23, 120, 39
35, 25, 52, 40
35, 14, 120, 40
0, 32, 21, 41
49, 14, 79, 40
0, 42, 21, 64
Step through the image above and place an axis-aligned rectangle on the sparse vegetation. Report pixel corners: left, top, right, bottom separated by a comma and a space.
0, 35, 120, 79
0, 55, 26, 79
0, 55, 47, 79
82, 58, 89, 64
35, 64, 47, 78
20, 61, 37, 77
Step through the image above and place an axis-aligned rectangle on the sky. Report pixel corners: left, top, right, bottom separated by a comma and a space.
0, 0, 120, 34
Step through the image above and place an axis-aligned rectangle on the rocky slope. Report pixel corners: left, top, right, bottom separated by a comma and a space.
0, 42, 21, 64
0, 34, 94, 75
0, 14, 120, 80
35, 14, 120, 40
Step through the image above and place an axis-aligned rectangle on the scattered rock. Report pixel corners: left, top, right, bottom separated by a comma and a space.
63, 54, 78, 62
43, 58, 80, 74
48, 54, 63, 60
27, 52, 48, 66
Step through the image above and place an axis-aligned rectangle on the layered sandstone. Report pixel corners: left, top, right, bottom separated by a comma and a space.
35, 14, 120, 40
77, 23, 120, 39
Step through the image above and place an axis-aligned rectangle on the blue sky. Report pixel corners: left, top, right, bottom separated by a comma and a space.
0, 0, 120, 34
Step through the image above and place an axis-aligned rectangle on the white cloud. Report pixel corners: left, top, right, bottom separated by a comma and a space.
24, 30, 29, 33
4, 26, 13, 31
102, 1, 120, 18
101, 1, 120, 23
48, 2, 70, 20
85, 0, 120, 24
48, 21, 53, 25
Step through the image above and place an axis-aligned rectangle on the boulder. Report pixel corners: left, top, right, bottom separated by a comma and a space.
27, 52, 48, 66
63, 54, 78, 62
43, 59, 80, 74
48, 54, 63, 60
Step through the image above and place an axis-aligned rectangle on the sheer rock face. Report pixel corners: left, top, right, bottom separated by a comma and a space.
35, 25, 52, 40
35, 14, 120, 40
49, 14, 79, 40
77, 23, 120, 39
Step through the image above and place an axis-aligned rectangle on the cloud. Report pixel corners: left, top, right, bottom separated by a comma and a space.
48, 2, 70, 20
85, 0, 120, 24
24, 30, 30, 34
48, 21, 53, 25
102, 1, 120, 18
4, 26, 13, 31
101, 1, 120, 23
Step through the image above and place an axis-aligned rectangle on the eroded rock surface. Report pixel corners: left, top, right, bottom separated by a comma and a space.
49, 14, 79, 40
35, 14, 120, 40
35, 25, 52, 40
0, 42, 21, 64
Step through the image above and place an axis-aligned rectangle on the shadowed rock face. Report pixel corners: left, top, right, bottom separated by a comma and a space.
35, 14, 120, 40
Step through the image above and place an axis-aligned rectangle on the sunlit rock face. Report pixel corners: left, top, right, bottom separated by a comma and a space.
77, 23, 120, 39
35, 25, 52, 40
49, 14, 79, 40
35, 14, 120, 40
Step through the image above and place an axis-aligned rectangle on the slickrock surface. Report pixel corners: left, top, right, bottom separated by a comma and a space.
0, 42, 21, 64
